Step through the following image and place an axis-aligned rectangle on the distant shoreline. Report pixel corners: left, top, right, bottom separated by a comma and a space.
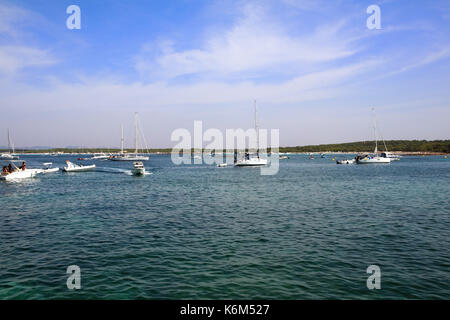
2, 140, 449, 155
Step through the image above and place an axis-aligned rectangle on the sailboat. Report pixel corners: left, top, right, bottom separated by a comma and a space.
110, 113, 150, 161
0, 129, 19, 160
234, 100, 267, 167
356, 109, 391, 164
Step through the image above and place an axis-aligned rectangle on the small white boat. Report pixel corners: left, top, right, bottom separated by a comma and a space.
131, 161, 146, 176
1, 169, 40, 180
279, 155, 289, 160
336, 159, 356, 164
40, 162, 59, 173
63, 160, 96, 172
90, 153, 110, 160
217, 163, 228, 167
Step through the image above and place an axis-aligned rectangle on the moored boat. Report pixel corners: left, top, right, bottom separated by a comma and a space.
110, 113, 150, 161
234, 101, 267, 167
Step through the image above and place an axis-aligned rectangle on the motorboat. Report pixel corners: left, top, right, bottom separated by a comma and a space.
63, 160, 96, 172
131, 161, 146, 176
217, 163, 228, 167
1, 164, 41, 180
279, 155, 289, 160
1, 169, 40, 181
40, 162, 59, 173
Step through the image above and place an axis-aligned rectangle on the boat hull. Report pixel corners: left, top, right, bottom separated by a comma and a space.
0, 169, 39, 180
235, 158, 268, 166
357, 157, 391, 164
63, 165, 96, 172
110, 156, 149, 161
131, 168, 146, 176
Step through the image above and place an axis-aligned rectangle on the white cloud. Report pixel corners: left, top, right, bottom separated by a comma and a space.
0, 3, 57, 75
135, 4, 359, 80
0, 46, 56, 74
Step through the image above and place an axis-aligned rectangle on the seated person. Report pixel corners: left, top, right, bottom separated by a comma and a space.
2, 166, 8, 174
7, 163, 13, 173
19, 162, 26, 171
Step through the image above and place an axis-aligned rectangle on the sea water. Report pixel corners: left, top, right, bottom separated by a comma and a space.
0, 154, 449, 299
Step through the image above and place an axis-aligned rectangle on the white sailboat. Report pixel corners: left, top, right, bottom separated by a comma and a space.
0, 129, 19, 160
356, 109, 391, 164
110, 113, 149, 161
235, 100, 267, 167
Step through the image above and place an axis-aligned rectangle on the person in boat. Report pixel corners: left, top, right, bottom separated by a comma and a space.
2, 166, 8, 174
19, 161, 26, 171
7, 163, 13, 173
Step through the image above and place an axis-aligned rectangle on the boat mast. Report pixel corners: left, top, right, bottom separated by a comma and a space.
120, 124, 124, 154
372, 108, 378, 155
7, 128, 11, 153
134, 112, 138, 154
254, 100, 259, 157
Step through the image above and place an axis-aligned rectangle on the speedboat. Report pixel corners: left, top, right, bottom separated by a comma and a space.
40, 162, 59, 173
1, 169, 40, 180
131, 161, 146, 176
63, 160, 96, 172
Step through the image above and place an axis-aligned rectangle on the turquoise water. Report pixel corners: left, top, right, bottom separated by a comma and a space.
0, 154, 449, 299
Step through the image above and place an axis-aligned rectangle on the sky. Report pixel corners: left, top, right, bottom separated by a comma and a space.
0, 0, 449, 148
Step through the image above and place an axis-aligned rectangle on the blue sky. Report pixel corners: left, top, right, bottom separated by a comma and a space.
0, 0, 449, 148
